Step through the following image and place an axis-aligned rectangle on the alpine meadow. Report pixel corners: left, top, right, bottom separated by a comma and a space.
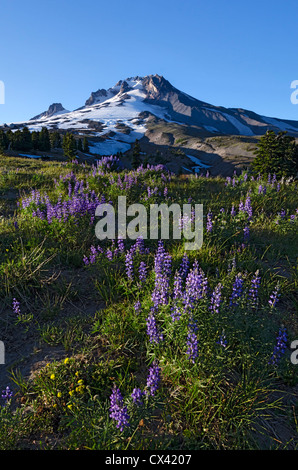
1, 0, 298, 454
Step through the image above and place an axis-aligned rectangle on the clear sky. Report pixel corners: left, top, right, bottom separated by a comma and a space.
1, 0, 298, 124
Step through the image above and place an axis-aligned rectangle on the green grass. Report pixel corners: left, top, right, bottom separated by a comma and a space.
0, 154, 297, 450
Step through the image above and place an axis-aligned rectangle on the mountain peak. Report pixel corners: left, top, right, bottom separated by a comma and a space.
30, 103, 67, 121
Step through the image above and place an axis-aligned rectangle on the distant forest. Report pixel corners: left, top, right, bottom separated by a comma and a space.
0, 126, 90, 159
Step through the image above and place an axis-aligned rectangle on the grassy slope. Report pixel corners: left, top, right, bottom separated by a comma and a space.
0, 154, 297, 450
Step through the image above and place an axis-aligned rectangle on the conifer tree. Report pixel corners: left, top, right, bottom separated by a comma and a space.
132, 139, 141, 169
21, 127, 33, 151
39, 127, 51, 151
252, 130, 298, 178
31, 131, 40, 150
0, 130, 9, 152
62, 133, 77, 160
83, 137, 89, 153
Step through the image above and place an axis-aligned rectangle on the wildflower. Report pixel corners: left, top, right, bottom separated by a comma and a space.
229, 273, 243, 307
217, 334, 227, 348
50, 374, 55, 380
178, 253, 189, 279
64, 358, 70, 364
146, 310, 164, 344
138, 261, 148, 283
186, 328, 198, 364
206, 212, 213, 232
268, 283, 280, 309
109, 386, 130, 431
145, 362, 161, 396
173, 270, 183, 300
248, 270, 261, 308
12, 298, 21, 316
243, 225, 250, 242
268, 327, 287, 365
125, 249, 134, 280
134, 300, 141, 313
209, 283, 222, 314
1, 386, 13, 405
151, 242, 172, 307
131, 388, 144, 406
244, 195, 253, 219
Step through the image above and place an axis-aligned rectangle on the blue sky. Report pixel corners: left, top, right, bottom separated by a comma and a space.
1, 0, 297, 124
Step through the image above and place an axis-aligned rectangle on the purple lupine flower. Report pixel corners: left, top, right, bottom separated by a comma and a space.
231, 204, 236, 217
178, 254, 189, 279
125, 249, 134, 280
206, 212, 213, 233
145, 362, 161, 396
243, 225, 250, 242
83, 255, 89, 265
216, 334, 227, 348
173, 270, 183, 300
268, 327, 287, 366
209, 283, 222, 314
151, 242, 172, 308
138, 261, 148, 283
170, 303, 182, 322
1, 386, 13, 405
131, 388, 144, 406
229, 273, 244, 307
248, 270, 261, 308
12, 298, 21, 316
146, 309, 164, 344
117, 238, 125, 253
244, 195, 253, 219
134, 301, 141, 313
109, 386, 130, 432
186, 328, 198, 364
268, 283, 280, 309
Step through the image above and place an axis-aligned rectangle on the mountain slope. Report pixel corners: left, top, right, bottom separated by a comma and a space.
5, 74, 298, 167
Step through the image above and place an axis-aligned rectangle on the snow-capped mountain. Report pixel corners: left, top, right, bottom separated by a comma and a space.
7, 74, 298, 156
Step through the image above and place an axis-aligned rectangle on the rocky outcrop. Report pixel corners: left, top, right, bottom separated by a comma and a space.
30, 103, 67, 121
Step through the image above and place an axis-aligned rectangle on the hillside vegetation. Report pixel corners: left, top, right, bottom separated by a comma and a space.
0, 154, 297, 450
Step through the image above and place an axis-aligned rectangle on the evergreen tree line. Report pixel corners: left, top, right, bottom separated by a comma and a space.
0, 126, 89, 158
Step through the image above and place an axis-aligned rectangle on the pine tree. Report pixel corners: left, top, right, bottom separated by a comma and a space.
252, 130, 298, 178
39, 127, 51, 151
11, 130, 23, 151
77, 138, 83, 152
21, 127, 33, 151
132, 139, 141, 169
0, 130, 9, 152
50, 131, 62, 149
83, 137, 89, 153
62, 133, 77, 160
31, 131, 40, 150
